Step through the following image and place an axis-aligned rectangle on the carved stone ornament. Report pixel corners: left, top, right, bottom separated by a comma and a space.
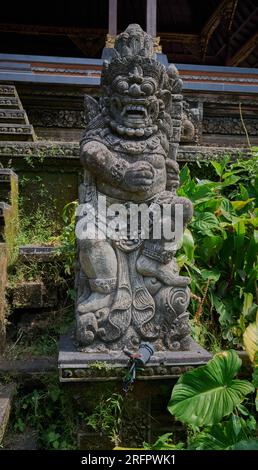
75, 24, 193, 352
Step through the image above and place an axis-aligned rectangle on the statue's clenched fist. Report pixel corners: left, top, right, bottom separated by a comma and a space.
124, 161, 154, 191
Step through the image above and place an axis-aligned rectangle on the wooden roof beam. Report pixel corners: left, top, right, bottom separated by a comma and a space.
0, 23, 200, 43
227, 31, 258, 65
217, 5, 258, 58
0, 23, 201, 57
0, 23, 107, 36
201, 0, 238, 61
68, 35, 104, 57
159, 33, 199, 44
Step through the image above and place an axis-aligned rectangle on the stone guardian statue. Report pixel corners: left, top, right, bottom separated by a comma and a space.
75, 24, 193, 352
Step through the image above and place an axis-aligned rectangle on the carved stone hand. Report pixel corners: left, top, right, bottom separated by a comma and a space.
124, 161, 154, 191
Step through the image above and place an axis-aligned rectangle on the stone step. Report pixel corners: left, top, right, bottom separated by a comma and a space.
0, 123, 35, 141
19, 245, 59, 262
0, 357, 56, 375
0, 97, 19, 109
0, 85, 17, 97
0, 109, 27, 124
0, 84, 36, 141
0, 383, 16, 443
9, 280, 59, 309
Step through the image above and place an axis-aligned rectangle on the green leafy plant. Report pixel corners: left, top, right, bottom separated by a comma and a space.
165, 350, 257, 450
5, 306, 74, 359
168, 351, 254, 427
10, 376, 77, 449
144, 433, 184, 450
178, 156, 258, 348
136, 350, 256, 451
9, 207, 60, 265
58, 200, 78, 275
82, 393, 123, 446
189, 414, 258, 450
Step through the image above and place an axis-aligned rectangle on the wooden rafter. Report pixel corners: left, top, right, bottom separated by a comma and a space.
159, 33, 199, 44
227, 31, 258, 66
216, 5, 258, 58
160, 33, 201, 61
0, 23, 202, 58
201, 0, 238, 61
0, 23, 201, 43
0, 23, 107, 36
68, 35, 104, 57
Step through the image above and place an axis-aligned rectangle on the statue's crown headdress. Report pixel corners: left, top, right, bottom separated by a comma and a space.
114, 24, 154, 59
101, 24, 166, 87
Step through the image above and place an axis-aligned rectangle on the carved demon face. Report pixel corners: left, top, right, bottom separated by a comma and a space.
104, 64, 162, 138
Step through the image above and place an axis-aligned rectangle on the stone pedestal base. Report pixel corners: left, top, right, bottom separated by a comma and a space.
58, 335, 211, 449
58, 334, 211, 383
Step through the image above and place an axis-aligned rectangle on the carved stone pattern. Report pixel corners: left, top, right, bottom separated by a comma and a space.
0, 142, 250, 161
105, 34, 115, 48
0, 126, 32, 134
0, 86, 16, 94
153, 37, 162, 53
180, 74, 258, 84
28, 104, 201, 141
0, 142, 80, 157
31, 66, 100, 77
199, 96, 258, 105
89, 278, 117, 293
27, 109, 85, 128
0, 98, 19, 106
110, 161, 126, 183
60, 364, 196, 381
181, 101, 201, 144
0, 110, 24, 119
203, 117, 258, 135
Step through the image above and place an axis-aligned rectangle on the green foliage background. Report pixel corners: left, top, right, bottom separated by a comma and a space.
178, 156, 258, 349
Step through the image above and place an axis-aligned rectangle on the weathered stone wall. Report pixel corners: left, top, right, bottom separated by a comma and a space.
0, 170, 19, 260
0, 243, 7, 353
0, 141, 252, 224
17, 83, 258, 147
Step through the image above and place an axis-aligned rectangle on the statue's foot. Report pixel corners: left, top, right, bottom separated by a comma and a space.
77, 292, 113, 314
137, 254, 190, 287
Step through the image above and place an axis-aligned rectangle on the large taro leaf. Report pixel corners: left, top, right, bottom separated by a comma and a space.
168, 350, 254, 427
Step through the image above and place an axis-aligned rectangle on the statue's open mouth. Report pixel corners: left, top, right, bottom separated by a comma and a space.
122, 105, 147, 119
109, 96, 158, 136
121, 104, 148, 126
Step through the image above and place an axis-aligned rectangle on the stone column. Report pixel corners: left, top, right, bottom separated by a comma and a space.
146, 0, 157, 37
105, 0, 117, 49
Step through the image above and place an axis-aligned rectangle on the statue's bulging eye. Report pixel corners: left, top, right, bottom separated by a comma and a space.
116, 80, 129, 93
141, 82, 154, 95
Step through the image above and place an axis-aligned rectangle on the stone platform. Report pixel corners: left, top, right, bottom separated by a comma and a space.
58, 334, 211, 383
